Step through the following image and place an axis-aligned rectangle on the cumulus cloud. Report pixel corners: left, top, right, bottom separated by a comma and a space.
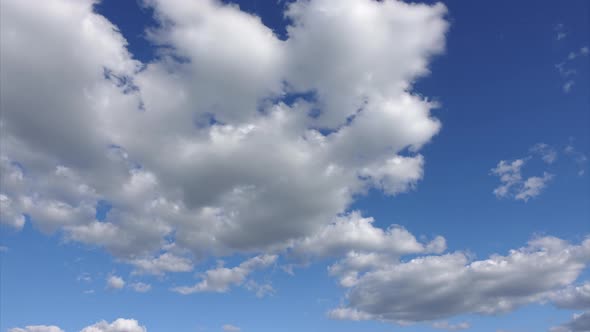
550, 312, 590, 332
550, 282, 590, 310
80, 319, 146, 332
106, 275, 125, 290
329, 236, 590, 324
172, 254, 277, 294
291, 211, 445, 259
0, 0, 448, 280
9, 327, 64, 332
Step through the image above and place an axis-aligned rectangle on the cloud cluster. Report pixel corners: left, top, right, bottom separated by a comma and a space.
491, 143, 560, 201
10, 319, 145, 332
4, 0, 586, 328
172, 254, 277, 294
329, 236, 590, 324
555, 44, 589, 93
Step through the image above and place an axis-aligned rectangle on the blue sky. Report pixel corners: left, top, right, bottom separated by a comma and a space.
0, 1, 589, 332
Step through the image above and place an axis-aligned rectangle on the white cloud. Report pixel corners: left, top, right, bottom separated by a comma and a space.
222, 324, 241, 332
514, 172, 553, 202
565, 142, 588, 176
80, 319, 146, 332
531, 143, 558, 164
9, 327, 64, 332
329, 236, 590, 324
491, 159, 526, 198
130, 282, 152, 293
172, 254, 277, 294
555, 45, 589, 93
291, 211, 445, 260
11, 319, 147, 332
244, 280, 275, 298
0, 0, 448, 273
106, 275, 125, 290
550, 311, 590, 332
432, 321, 471, 331
491, 144, 557, 201
550, 282, 590, 310
129, 252, 193, 275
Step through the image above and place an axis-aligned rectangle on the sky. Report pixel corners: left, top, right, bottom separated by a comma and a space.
0, 0, 589, 332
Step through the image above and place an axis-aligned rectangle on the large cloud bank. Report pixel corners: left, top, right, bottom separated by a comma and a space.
0, 0, 446, 261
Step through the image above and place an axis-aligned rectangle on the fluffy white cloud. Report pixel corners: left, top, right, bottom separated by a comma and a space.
0, 0, 448, 271
9, 327, 64, 332
329, 236, 590, 324
80, 319, 146, 332
550, 312, 590, 332
172, 254, 277, 294
291, 211, 445, 259
106, 275, 125, 290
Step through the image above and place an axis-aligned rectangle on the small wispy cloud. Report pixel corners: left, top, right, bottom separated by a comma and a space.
130, 282, 152, 293
555, 23, 567, 41
432, 321, 471, 331
491, 143, 556, 201
555, 43, 589, 93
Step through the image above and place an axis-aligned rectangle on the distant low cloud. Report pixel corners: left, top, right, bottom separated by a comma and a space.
9, 326, 64, 332
222, 325, 241, 332
172, 255, 277, 295
432, 321, 471, 331
10, 319, 147, 332
106, 275, 125, 290
130, 282, 152, 293
329, 236, 590, 323
129, 252, 193, 276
